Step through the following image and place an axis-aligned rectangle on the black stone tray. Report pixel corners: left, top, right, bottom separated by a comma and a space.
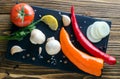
6, 6, 111, 74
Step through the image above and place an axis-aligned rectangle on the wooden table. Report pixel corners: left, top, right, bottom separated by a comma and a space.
0, 0, 120, 79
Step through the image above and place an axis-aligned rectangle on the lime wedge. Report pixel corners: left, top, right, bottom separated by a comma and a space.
41, 15, 58, 31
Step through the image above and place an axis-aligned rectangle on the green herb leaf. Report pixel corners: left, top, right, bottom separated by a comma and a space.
0, 19, 41, 41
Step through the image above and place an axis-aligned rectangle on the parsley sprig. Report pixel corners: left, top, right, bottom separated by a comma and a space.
0, 19, 41, 41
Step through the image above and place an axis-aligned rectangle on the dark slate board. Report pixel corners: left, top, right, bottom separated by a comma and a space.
6, 6, 111, 74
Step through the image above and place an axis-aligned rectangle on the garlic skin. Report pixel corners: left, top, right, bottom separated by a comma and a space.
62, 15, 71, 27
30, 29, 46, 44
45, 37, 61, 55
38, 47, 42, 55
11, 45, 24, 55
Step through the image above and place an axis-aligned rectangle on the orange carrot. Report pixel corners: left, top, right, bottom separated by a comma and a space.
60, 27, 104, 76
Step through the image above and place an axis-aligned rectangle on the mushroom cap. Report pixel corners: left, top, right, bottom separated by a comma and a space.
30, 29, 46, 44
45, 38, 61, 55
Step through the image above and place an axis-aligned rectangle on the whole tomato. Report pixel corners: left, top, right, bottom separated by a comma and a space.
10, 3, 35, 27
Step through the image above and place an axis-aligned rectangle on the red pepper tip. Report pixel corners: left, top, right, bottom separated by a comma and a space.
71, 5, 74, 11
71, 5, 74, 8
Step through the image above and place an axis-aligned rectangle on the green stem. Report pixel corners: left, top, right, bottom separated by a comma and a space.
20, 6, 25, 24
0, 36, 11, 40
0, 19, 42, 41
21, 19, 41, 31
31, 19, 41, 26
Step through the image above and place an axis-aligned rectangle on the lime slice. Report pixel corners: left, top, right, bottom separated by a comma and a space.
41, 15, 58, 31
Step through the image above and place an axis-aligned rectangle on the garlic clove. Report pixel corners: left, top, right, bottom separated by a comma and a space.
30, 29, 46, 44
45, 37, 61, 55
38, 47, 42, 56
11, 45, 25, 55
62, 15, 71, 27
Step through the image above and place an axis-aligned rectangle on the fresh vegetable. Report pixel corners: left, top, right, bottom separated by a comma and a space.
60, 27, 103, 76
0, 19, 41, 41
87, 21, 110, 43
89, 23, 102, 39
87, 24, 102, 43
41, 15, 58, 31
94, 21, 110, 38
11, 45, 25, 55
62, 15, 71, 26
38, 47, 42, 56
71, 6, 116, 65
30, 29, 46, 44
10, 3, 35, 27
45, 37, 61, 55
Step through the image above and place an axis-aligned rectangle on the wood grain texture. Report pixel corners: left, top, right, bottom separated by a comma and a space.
0, 0, 120, 79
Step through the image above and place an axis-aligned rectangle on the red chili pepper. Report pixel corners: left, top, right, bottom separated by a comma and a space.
71, 6, 116, 65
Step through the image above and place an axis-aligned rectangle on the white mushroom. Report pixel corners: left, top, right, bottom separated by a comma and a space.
62, 15, 71, 27
11, 45, 25, 55
30, 29, 46, 44
45, 37, 61, 55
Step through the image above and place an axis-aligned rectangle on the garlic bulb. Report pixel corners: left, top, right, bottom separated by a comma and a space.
30, 29, 46, 44
45, 37, 61, 55
11, 45, 24, 55
62, 15, 71, 27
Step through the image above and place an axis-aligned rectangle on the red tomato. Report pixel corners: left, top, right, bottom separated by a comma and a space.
10, 3, 35, 27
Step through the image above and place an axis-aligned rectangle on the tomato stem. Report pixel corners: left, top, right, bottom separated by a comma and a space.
19, 5, 25, 24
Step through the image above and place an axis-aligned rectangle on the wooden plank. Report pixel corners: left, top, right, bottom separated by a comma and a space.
0, 0, 120, 18
0, 0, 120, 79
0, 58, 100, 79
